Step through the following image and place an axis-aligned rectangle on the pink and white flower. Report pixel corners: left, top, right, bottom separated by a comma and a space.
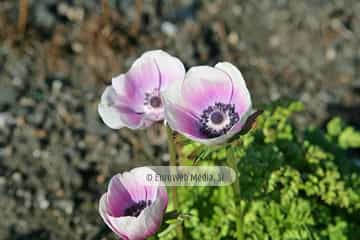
162, 62, 252, 145
99, 167, 168, 240
98, 50, 185, 129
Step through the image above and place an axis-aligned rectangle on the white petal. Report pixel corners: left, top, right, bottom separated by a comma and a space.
130, 167, 160, 201
180, 66, 234, 115
99, 194, 130, 239
111, 74, 145, 113
215, 62, 251, 115
98, 86, 125, 129
215, 62, 248, 94
127, 52, 160, 95
105, 196, 165, 240
127, 193, 166, 239
161, 71, 184, 106
142, 50, 185, 91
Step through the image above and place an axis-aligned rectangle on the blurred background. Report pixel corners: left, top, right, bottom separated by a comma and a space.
0, 0, 359, 239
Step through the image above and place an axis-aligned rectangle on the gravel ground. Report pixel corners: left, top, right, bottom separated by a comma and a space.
0, 0, 359, 239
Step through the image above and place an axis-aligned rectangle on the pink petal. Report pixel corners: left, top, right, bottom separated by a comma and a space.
181, 66, 234, 115
117, 171, 147, 203
112, 74, 146, 113
129, 167, 161, 202
131, 167, 167, 202
99, 172, 168, 240
107, 175, 135, 217
215, 62, 251, 116
99, 194, 130, 240
98, 86, 125, 129
126, 51, 161, 95
163, 99, 237, 145
163, 92, 248, 145
148, 50, 185, 91
163, 100, 205, 139
114, 167, 164, 204
143, 110, 164, 123
163, 94, 247, 145
135, 192, 167, 238
106, 215, 137, 240
98, 86, 153, 129
110, 190, 167, 240
116, 106, 148, 129
160, 72, 186, 109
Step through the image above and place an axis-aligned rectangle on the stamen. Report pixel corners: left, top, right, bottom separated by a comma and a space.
124, 200, 152, 217
150, 96, 162, 108
143, 89, 164, 120
199, 102, 239, 137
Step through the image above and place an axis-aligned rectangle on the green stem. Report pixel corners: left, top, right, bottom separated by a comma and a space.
228, 147, 245, 240
165, 125, 184, 240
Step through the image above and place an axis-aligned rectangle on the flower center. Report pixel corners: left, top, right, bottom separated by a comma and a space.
144, 89, 164, 121
150, 96, 162, 108
210, 111, 225, 124
199, 102, 239, 138
124, 200, 152, 217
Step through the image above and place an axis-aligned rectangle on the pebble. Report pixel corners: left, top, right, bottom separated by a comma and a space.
161, 21, 177, 37
0, 177, 6, 185
56, 200, 74, 215
0, 112, 12, 129
38, 194, 50, 210
0, 87, 17, 107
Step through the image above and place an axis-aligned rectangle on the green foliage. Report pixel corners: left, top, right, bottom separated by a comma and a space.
327, 117, 360, 149
158, 101, 360, 240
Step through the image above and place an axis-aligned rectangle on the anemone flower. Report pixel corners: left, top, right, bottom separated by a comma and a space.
162, 62, 253, 145
98, 50, 185, 129
99, 167, 168, 240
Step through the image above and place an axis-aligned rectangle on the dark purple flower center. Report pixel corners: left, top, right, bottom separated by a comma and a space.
144, 89, 163, 109
210, 111, 225, 124
124, 200, 152, 217
150, 96, 162, 108
199, 102, 239, 138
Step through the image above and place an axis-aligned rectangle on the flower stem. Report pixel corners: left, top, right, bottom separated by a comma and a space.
165, 125, 184, 240
227, 147, 245, 240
